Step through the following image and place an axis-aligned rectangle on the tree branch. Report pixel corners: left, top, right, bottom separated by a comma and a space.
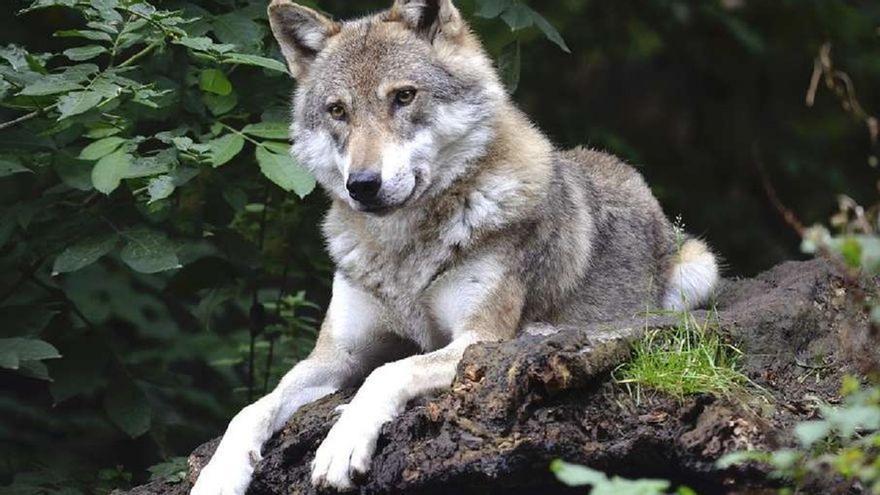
0, 110, 40, 131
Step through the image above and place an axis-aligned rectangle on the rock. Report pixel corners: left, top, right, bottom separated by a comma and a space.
123, 259, 869, 495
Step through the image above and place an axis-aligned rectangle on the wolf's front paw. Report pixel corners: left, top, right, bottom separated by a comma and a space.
191, 449, 260, 495
310, 408, 386, 491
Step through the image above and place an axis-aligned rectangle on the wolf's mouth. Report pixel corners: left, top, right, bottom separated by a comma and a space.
360, 203, 393, 216
355, 167, 425, 216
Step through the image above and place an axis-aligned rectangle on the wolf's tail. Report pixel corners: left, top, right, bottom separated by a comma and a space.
662, 238, 720, 311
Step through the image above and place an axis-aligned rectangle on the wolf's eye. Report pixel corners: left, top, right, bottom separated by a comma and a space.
394, 88, 417, 106
328, 104, 346, 121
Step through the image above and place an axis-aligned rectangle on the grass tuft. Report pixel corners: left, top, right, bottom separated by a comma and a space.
615, 311, 750, 402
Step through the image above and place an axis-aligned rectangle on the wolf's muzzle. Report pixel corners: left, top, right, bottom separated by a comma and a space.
347, 171, 382, 204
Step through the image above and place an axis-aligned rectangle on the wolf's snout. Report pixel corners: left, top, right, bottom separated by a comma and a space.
347, 171, 382, 204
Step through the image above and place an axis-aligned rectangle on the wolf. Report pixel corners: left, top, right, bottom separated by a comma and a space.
191, 0, 720, 493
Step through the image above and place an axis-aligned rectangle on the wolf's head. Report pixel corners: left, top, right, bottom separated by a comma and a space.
268, 0, 505, 214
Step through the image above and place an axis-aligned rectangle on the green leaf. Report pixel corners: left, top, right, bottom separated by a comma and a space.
203, 92, 238, 116
794, 420, 831, 447
85, 122, 124, 139
550, 460, 607, 487
209, 133, 245, 167
826, 405, 880, 437
104, 377, 151, 438
475, 0, 513, 18
498, 41, 521, 94
768, 449, 802, 471
91, 149, 132, 195
13, 66, 94, 97
0, 157, 32, 177
223, 53, 287, 73
171, 167, 199, 188
90, 0, 123, 23
55, 29, 113, 42
500, 3, 534, 30
839, 237, 863, 269
0, 338, 62, 370
255, 144, 316, 198
126, 150, 176, 179
170, 136, 194, 151
18, 360, 52, 381
63, 45, 108, 61
173, 36, 215, 51
87, 20, 119, 34
858, 237, 880, 273
550, 460, 670, 494
90, 78, 123, 98
52, 233, 118, 275
60, 63, 100, 82
242, 121, 289, 140
530, 9, 571, 53
199, 69, 232, 96
0, 44, 30, 70
148, 457, 188, 483
54, 156, 96, 191
212, 13, 263, 52
19, 76, 82, 96
147, 175, 175, 204
57, 90, 103, 119
120, 228, 181, 274
79, 136, 126, 161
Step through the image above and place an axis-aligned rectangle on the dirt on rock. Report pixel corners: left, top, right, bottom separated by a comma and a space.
123, 259, 871, 495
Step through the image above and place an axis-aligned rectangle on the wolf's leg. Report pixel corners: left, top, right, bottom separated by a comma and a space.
192, 274, 398, 495
310, 335, 476, 490
311, 260, 524, 490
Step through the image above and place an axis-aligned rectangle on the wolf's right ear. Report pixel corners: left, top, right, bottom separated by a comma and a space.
389, 0, 465, 42
268, 0, 341, 79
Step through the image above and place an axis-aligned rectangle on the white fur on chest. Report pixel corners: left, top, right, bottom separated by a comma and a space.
426, 253, 506, 336
325, 204, 512, 349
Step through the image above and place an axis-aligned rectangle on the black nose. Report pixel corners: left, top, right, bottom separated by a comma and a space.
346, 171, 382, 203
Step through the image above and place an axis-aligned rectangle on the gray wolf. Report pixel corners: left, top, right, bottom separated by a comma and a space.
191, 0, 719, 492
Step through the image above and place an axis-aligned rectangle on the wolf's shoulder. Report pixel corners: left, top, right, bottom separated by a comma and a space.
559, 146, 642, 183
558, 146, 652, 197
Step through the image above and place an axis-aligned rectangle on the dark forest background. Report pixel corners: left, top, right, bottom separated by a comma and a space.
0, 0, 878, 492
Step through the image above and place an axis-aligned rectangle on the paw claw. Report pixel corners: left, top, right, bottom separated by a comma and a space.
310, 409, 381, 491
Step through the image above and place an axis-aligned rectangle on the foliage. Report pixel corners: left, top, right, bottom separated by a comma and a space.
551, 460, 695, 495
718, 378, 880, 494
614, 311, 750, 401
0, 0, 326, 492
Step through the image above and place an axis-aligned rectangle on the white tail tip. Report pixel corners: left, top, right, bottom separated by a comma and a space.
663, 239, 719, 311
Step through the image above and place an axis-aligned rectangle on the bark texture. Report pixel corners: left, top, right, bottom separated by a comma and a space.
124, 259, 869, 494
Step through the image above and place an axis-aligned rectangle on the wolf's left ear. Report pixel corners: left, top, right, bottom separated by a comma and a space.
390, 0, 465, 42
268, 0, 341, 79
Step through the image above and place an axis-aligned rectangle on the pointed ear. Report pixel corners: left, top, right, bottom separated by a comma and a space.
268, 0, 341, 79
389, 0, 465, 42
